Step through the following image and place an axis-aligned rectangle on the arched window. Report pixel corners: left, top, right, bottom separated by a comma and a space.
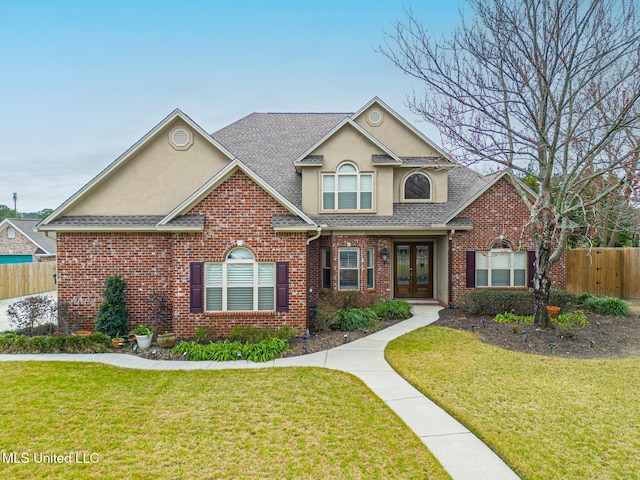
322, 162, 373, 210
205, 248, 275, 311
403, 172, 431, 201
7, 227, 16, 239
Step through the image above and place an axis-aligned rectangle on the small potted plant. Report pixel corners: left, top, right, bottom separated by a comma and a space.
131, 325, 153, 349
547, 305, 561, 318
157, 331, 177, 348
112, 332, 124, 349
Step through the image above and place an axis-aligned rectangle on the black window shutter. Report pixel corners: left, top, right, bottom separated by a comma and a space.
465, 251, 476, 288
190, 262, 204, 313
276, 261, 289, 312
527, 251, 536, 288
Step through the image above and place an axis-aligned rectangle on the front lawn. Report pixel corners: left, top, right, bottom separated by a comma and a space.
386, 326, 640, 480
0, 362, 449, 479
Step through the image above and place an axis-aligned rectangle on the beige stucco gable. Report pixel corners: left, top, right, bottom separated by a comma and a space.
301, 123, 395, 215
354, 102, 442, 158
65, 118, 232, 216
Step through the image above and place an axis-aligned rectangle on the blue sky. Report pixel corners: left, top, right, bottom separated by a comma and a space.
1, 0, 461, 212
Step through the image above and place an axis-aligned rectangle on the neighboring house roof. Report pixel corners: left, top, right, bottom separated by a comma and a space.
0, 218, 56, 254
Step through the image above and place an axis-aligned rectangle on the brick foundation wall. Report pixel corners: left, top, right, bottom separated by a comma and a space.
56, 170, 308, 337
450, 177, 566, 305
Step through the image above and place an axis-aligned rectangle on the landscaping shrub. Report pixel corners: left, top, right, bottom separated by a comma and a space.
494, 312, 534, 324
461, 289, 577, 315
461, 290, 533, 315
337, 307, 378, 331
6, 295, 57, 336
316, 289, 378, 309
577, 292, 594, 304
95, 276, 128, 338
556, 312, 588, 326
194, 325, 216, 344
172, 337, 289, 362
311, 294, 340, 332
373, 300, 413, 320
583, 296, 629, 317
0, 333, 111, 353
229, 325, 298, 344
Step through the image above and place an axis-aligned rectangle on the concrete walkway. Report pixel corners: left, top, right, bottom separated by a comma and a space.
0, 305, 519, 480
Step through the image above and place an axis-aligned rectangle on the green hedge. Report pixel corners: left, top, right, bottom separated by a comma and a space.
0, 333, 112, 354
582, 295, 629, 317
461, 290, 578, 315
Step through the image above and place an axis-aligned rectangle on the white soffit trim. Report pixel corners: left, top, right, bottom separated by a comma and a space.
292, 117, 403, 165
352, 97, 451, 160
158, 159, 317, 228
39, 109, 237, 228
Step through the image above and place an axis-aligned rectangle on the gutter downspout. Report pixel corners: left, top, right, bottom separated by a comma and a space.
448, 229, 455, 307
305, 225, 324, 338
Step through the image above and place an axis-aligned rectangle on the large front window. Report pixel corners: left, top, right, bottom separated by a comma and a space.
339, 248, 359, 290
476, 250, 527, 287
205, 248, 275, 311
322, 163, 373, 210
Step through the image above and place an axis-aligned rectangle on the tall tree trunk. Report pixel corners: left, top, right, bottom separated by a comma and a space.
532, 200, 554, 328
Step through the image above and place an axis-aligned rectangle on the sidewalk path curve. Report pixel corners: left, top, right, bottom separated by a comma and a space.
0, 305, 519, 480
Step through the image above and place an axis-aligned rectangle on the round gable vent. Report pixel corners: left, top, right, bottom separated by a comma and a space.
172, 129, 190, 147
367, 110, 383, 126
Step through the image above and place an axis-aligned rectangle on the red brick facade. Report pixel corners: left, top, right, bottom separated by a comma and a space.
449, 177, 565, 305
57, 170, 308, 337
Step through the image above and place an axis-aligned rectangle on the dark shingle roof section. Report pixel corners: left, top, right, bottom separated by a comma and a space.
401, 157, 454, 167
44, 215, 204, 230
212, 113, 350, 207
8, 219, 57, 254
272, 215, 316, 229
372, 154, 402, 164
296, 155, 324, 166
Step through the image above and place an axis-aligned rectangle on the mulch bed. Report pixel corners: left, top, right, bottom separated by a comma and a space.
115, 319, 407, 362
114, 308, 639, 361
434, 307, 640, 359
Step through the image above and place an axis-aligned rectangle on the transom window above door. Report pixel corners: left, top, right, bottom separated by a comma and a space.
322, 162, 373, 211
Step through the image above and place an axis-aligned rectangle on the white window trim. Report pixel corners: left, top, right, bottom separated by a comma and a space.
338, 247, 360, 291
402, 171, 433, 203
321, 162, 374, 212
321, 248, 331, 289
367, 247, 375, 289
205, 249, 275, 312
7, 227, 16, 239
476, 249, 527, 287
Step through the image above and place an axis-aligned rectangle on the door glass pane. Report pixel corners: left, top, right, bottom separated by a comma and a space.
397, 246, 410, 285
416, 246, 429, 285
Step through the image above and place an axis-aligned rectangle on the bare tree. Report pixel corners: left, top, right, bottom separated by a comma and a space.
381, 0, 640, 327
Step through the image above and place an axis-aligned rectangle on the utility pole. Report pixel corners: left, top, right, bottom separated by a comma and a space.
12, 192, 17, 216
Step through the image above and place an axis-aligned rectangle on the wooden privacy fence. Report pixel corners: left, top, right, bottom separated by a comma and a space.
566, 248, 640, 299
0, 261, 57, 300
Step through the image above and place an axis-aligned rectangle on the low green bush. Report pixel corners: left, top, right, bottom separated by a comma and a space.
229, 325, 298, 344
494, 312, 534, 324
461, 289, 577, 315
583, 296, 629, 317
373, 300, 413, 320
0, 333, 112, 353
555, 312, 588, 326
337, 307, 378, 331
172, 337, 289, 362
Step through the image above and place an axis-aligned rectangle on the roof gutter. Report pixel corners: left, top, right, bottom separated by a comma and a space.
306, 225, 324, 245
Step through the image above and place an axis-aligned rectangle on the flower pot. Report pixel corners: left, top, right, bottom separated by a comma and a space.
135, 334, 152, 349
157, 333, 176, 348
112, 338, 124, 349
72, 330, 92, 336
547, 306, 561, 318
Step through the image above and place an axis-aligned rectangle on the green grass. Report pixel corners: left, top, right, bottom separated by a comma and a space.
0, 362, 449, 480
386, 327, 640, 480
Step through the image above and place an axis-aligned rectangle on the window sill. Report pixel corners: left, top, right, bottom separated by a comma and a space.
204, 311, 277, 316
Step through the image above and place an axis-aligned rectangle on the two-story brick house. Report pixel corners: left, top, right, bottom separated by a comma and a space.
38, 98, 565, 337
